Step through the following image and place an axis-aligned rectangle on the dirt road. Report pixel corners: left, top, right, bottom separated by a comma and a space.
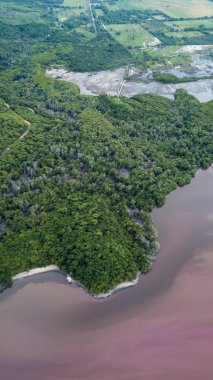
1, 103, 31, 156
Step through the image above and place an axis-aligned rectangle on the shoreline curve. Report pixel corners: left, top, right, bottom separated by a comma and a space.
10, 265, 141, 300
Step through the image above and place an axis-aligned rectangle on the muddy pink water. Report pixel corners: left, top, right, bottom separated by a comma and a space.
1, 166, 213, 380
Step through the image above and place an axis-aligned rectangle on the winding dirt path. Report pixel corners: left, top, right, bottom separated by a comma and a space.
1, 103, 31, 156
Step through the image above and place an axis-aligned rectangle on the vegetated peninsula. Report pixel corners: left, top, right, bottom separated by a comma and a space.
0, 0, 213, 295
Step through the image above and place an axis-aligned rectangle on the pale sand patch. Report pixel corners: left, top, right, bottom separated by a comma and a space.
12, 265, 60, 280
11, 265, 140, 299
67, 272, 141, 299
46, 67, 125, 96
122, 78, 213, 102
178, 45, 213, 54
46, 67, 213, 102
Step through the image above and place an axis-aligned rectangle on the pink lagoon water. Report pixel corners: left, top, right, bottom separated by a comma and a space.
0, 166, 213, 380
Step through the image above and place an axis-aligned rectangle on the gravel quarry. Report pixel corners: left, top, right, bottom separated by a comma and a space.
122, 79, 213, 102
46, 66, 213, 102
46, 67, 125, 96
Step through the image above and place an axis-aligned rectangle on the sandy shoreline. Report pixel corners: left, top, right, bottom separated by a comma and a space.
8, 228, 160, 298
12, 265, 60, 280
68, 272, 141, 299
10, 265, 141, 299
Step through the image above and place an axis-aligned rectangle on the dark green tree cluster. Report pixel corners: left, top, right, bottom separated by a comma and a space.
0, 0, 213, 293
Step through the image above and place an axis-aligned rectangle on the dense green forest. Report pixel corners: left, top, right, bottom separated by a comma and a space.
0, 0, 213, 294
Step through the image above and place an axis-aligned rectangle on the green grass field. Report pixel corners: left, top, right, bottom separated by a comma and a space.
105, 0, 213, 18
63, 0, 87, 8
0, 2, 45, 25
147, 45, 192, 68
106, 24, 156, 48
73, 27, 95, 40
56, 0, 87, 21
0, 0, 88, 25
166, 31, 205, 38
167, 19, 213, 30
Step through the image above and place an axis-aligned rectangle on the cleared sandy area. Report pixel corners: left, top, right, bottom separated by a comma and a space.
12, 265, 60, 280
178, 45, 213, 53
46, 67, 125, 96
46, 67, 213, 102
122, 79, 213, 102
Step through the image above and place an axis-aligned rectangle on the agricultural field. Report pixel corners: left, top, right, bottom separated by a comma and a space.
148, 45, 191, 66
63, 0, 86, 6
94, 1, 213, 54
55, 0, 88, 21
166, 31, 205, 39
168, 19, 213, 30
106, 23, 158, 48
134, 45, 192, 71
1, 0, 212, 77
143, 18, 213, 46
0, 1, 45, 25
104, 0, 213, 18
